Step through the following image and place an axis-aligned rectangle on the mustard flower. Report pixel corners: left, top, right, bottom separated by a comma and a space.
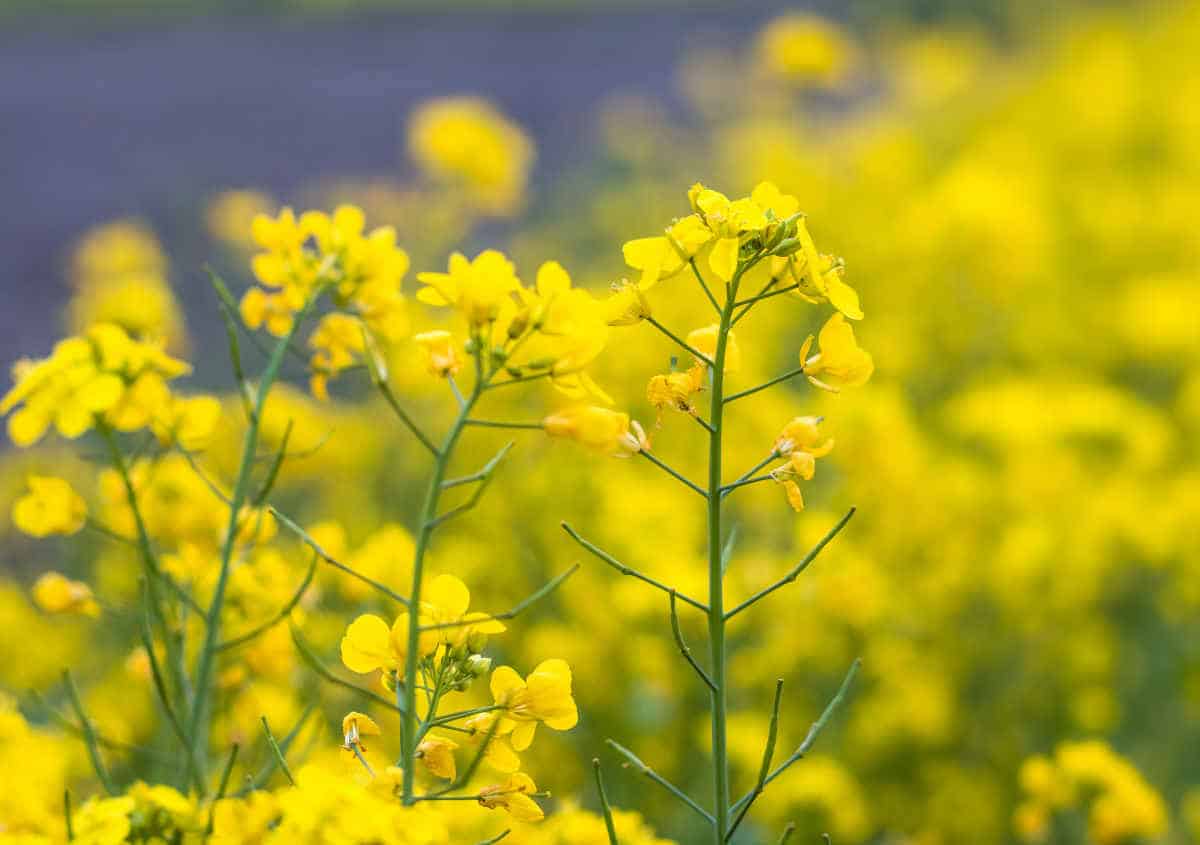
604, 279, 652, 326
463, 712, 522, 773
756, 13, 856, 87
542, 406, 640, 455
71, 796, 135, 845
417, 735, 459, 780
421, 573, 506, 648
408, 96, 534, 214
478, 773, 545, 822
340, 612, 436, 677
149, 394, 222, 450
12, 475, 87, 537
417, 250, 522, 327
800, 312, 874, 391
414, 330, 462, 378
780, 218, 863, 320
342, 711, 382, 752
646, 364, 706, 423
0, 323, 189, 446
31, 571, 101, 618
490, 658, 578, 750
771, 416, 834, 511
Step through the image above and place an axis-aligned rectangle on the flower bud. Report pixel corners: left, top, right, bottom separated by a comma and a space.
466, 654, 493, 676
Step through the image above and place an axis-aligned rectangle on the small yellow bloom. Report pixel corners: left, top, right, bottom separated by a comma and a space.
756, 14, 856, 88
417, 735, 459, 780
12, 476, 87, 537
787, 219, 862, 320
414, 330, 462, 378
464, 712, 522, 773
801, 313, 874, 392
31, 571, 101, 618
687, 325, 741, 373
542, 406, 633, 455
421, 573, 506, 648
417, 250, 522, 327
604, 280, 652, 327
340, 612, 439, 678
342, 711, 381, 751
478, 773, 544, 822
771, 416, 834, 512
490, 658, 578, 751
646, 363, 706, 423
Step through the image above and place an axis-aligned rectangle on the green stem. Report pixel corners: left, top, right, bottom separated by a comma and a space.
187, 296, 315, 778
400, 371, 484, 803
706, 268, 740, 843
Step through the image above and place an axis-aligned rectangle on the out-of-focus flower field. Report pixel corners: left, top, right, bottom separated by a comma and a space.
2, 2, 1199, 843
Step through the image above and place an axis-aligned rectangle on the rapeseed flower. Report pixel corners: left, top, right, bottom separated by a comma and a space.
490, 658, 578, 750
12, 476, 87, 537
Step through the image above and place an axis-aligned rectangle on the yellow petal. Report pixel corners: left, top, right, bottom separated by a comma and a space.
340, 615, 394, 674
708, 237, 740, 283
425, 574, 471, 620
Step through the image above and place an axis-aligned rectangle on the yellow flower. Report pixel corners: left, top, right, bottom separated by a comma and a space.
783, 218, 862, 320
543, 406, 636, 455
13, 476, 87, 537
771, 416, 834, 512
239, 287, 296, 337
1, 324, 189, 446
417, 735, 459, 780
421, 574, 506, 648
490, 658, 578, 750
340, 612, 437, 677
151, 394, 223, 450
342, 711, 382, 751
646, 364, 706, 423
463, 712, 522, 773
687, 325, 742, 373
756, 13, 855, 87
604, 279, 652, 326
800, 313, 874, 392
414, 330, 462, 378
31, 571, 101, 618
308, 313, 366, 400
478, 772, 545, 822
72, 796, 135, 845
408, 96, 534, 214
417, 250, 522, 327
622, 236, 686, 290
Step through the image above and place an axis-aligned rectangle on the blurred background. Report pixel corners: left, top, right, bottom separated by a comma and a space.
3, 0, 1199, 843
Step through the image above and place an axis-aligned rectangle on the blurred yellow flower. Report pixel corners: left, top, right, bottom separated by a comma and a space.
31, 571, 100, 618
756, 13, 855, 87
687, 324, 741, 372
12, 475, 87, 537
408, 96, 534, 215
417, 249, 521, 328
543, 406, 636, 455
414, 330, 462, 378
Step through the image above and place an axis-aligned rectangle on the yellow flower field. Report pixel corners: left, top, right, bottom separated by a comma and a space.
1, 2, 1197, 843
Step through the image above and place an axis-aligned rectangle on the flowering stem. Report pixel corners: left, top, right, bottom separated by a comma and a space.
724, 367, 806, 404
669, 589, 716, 693
188, 296, 316, 776
400, 366, 487, 804
645, 315, 714, 368
724, 679, 783, 840
704, 267, 739, 844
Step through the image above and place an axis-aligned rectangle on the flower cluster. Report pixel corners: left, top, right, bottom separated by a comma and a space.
1015, 741, 1169, 844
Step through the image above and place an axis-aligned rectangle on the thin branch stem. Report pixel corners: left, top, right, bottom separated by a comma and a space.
640, 450, 707, 499
594, 759, 621, 845
724, 508, 856, 620
725, 679, 783, 840
463, 418, 543, 430
62, 670, 116, 795
441, 442, 515, 489
606, 739, 715, 826
724, 367, 806, 404
373, 376, 439, 456
732, 283, 798, 309
729, 660, 860, 817
420, 564, 579, 632
259, 715, 296, 786
270, 506, 410, 606
217, 553, 317, 650
561, 522, 708, 612
669, 590, 716, 692
646, 316, 714, 367
289, 624, 401, 713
